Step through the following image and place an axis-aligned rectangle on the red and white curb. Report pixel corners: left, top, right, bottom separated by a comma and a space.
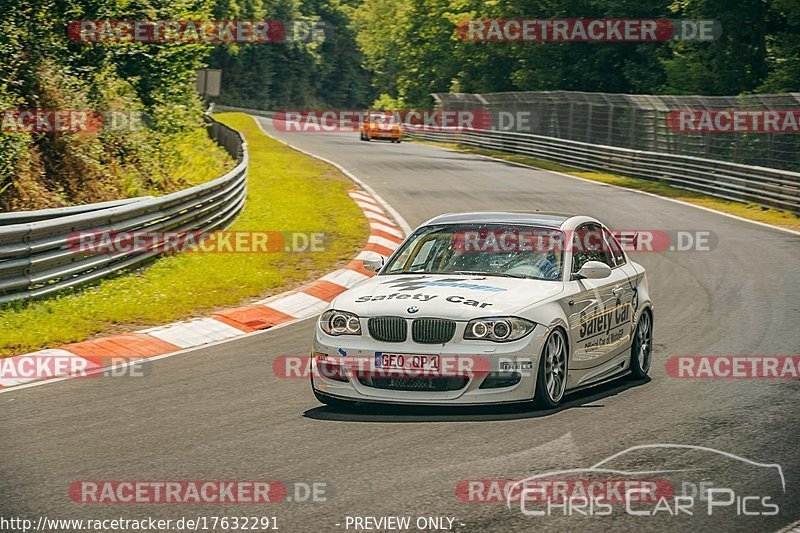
0, 187, 406, 392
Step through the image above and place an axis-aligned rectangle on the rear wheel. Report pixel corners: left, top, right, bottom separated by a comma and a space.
534, 328, 568, 408
629, 310, 652, 379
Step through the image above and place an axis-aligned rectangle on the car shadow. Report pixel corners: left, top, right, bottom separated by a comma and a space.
302, 376, 651, 423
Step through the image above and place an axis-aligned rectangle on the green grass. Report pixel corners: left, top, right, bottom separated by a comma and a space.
0, 113, 368, 356
415, 140, 800, 231
160, 127, 236, 189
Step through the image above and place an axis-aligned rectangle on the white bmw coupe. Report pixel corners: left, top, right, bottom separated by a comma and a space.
311, 212, 653, 408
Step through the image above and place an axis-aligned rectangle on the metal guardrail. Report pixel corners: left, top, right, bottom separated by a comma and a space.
405, 127, 800, 214
0, 198, 153, 226
0, 117, 248, 305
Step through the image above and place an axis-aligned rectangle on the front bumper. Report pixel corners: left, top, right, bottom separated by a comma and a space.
311, 324, 548, 405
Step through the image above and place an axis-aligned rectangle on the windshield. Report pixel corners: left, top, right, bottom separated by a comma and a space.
382, 224, 564, 281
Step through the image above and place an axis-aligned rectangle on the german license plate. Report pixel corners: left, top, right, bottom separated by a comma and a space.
375, 353, 440, 371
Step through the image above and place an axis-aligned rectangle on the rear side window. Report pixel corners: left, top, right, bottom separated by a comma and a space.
572, 223, 614, 272
604, 229, 626, 267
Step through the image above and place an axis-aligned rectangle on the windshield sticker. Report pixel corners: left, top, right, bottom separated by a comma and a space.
380, 276, 507, 293
355, 293, 437, 303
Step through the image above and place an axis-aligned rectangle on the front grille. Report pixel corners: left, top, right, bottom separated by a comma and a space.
357, 375, 468, 392
367, 316, 407, 342
412, 318, 456, 344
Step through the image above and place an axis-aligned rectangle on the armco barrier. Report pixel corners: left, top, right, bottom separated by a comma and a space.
0, 116, 247, 304
404, 127, 800, 214
0, 198, 153, 226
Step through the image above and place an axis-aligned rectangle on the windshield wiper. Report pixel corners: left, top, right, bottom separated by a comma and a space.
451, 270, 528, 279
387, 270, 552, 281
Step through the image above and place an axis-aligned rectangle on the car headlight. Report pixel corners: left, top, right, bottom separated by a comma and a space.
464, 317, 536, 342
320, 310, 362, 336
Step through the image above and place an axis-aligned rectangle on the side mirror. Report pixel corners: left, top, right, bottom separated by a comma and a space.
363, 256, 385, 273
576, 260, 612, 280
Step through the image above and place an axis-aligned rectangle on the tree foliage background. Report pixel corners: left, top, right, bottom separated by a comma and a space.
0, 0, 230, 210
209, 0, 374, 109
2, 0, 798, 210
351, 0, 800, 107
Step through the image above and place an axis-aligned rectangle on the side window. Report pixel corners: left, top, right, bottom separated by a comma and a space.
409, 234, 453, 271
409, 239, 435, 269
571, 230, 588, 274
603, 228, 626, 267
572, 223, 614, 273
386, 230, 453, 273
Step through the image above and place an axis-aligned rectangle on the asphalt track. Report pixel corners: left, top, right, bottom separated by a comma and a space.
1, 116, 798, 533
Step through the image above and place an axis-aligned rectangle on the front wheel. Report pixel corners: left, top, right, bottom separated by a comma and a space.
629, 310, 652, 379
534, 328, 568, 409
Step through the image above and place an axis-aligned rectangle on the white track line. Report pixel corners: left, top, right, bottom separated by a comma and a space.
0, 315, 317, 394
424, 142, 800, 237
253, 116, 413, 236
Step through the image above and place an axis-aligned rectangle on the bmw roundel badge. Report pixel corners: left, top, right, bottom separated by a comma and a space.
407, 306, 419, 314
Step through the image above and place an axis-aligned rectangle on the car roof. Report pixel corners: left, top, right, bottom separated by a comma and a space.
423, 211, 578, 229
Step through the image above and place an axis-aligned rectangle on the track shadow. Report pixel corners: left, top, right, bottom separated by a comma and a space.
303, 376, 651, 423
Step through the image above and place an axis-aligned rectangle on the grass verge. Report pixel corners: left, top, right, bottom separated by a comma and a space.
0, 113, 368, 356
414, 140, 800, 232
157, 127, 236, 190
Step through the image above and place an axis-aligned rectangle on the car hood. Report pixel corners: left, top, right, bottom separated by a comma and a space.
332, 274, 564, 320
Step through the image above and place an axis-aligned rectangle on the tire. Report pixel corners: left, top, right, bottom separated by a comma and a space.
359, 133, 365, 141
534, 328, 568, 409
629, 309, 653, 379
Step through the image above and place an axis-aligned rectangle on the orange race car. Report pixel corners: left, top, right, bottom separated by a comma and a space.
359, 112, 402, 143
